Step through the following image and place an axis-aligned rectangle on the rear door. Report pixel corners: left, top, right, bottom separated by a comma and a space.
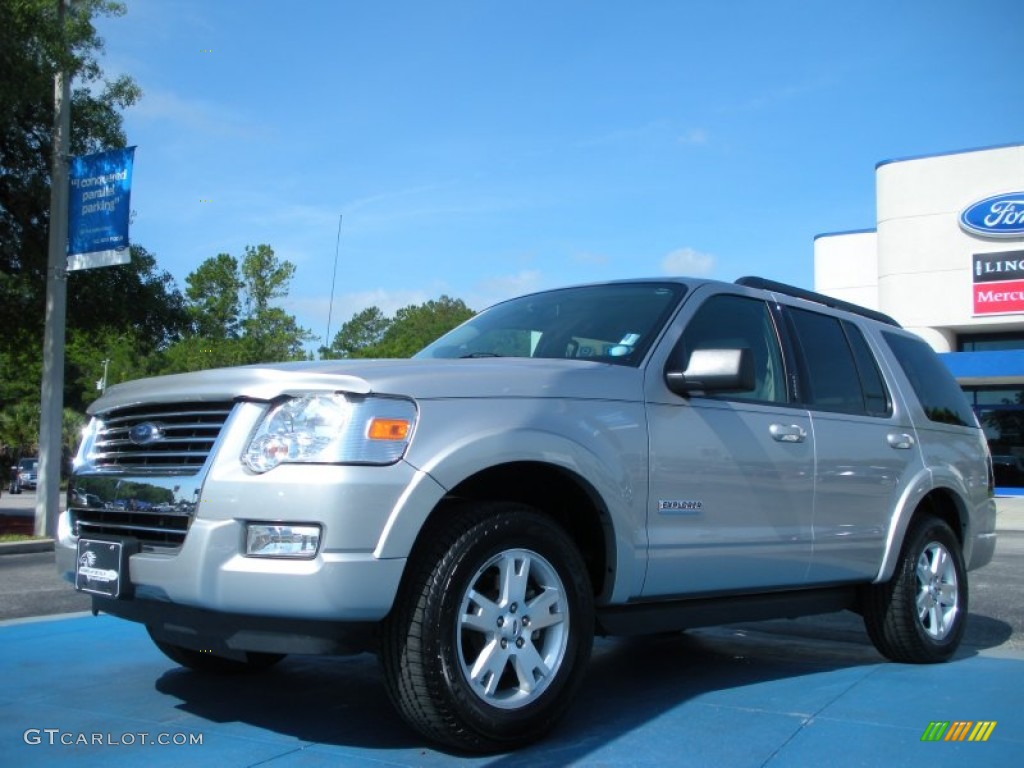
780, 305, 922, 582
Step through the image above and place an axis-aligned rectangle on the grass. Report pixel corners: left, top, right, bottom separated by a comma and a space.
0, 534, 47, 543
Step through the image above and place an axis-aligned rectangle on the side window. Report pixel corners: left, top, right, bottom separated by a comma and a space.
883, 332, 974, 426
787, 308, 890, 417
674, 294, 787, 403
843, 321, 892, 417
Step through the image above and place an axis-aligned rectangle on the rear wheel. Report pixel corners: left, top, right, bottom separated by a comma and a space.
382, 503, 594, 753
862, 516, 967, 663
147, 629, 285, 674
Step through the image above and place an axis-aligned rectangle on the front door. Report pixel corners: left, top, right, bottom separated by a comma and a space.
642, 291, 815, 597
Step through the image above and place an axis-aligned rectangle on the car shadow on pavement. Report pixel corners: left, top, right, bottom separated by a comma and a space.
710, 610, 1014, 661
155, 651, 419, 750
153, 626, 895, 761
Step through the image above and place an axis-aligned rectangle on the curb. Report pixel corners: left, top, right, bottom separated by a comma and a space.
0, 539, 55, 555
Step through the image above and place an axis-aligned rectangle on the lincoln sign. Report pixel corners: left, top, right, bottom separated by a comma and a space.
974, 251, 1024, 315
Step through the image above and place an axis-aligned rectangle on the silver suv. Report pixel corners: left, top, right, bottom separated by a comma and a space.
58, 277, 996, 752
9, 457, 38, 493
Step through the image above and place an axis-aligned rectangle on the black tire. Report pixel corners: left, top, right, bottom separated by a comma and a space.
381, 502, 595, 753
147, 629, 285, 674
862, 516, 967, 663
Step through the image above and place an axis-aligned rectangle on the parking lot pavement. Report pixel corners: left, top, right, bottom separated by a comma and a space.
2, 496, 1022, 765
2, 612, 1021, 767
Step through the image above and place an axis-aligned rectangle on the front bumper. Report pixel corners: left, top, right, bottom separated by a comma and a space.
58, 458, 445, 625
95, 594, 379, 657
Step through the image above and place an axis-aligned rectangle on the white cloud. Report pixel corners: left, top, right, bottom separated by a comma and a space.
129, 88, 259, 139
661, 247, 716, 276
677, 128, 709, 145
472, 270, 544, 307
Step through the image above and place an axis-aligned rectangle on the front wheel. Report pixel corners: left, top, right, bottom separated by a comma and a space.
862, 516, 967, 663
382, 503, 594, 753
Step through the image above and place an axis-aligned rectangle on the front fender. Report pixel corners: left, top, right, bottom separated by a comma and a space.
373, 398, 649, 602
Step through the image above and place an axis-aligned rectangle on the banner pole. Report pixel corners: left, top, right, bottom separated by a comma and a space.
36, 0, 72, 538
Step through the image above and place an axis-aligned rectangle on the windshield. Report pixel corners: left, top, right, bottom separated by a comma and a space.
415, 282, 686, 366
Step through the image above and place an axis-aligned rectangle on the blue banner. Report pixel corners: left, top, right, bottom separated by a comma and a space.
67, 146, 136, 271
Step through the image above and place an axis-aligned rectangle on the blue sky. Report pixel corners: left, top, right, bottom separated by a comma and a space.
93, 0, 1024, 351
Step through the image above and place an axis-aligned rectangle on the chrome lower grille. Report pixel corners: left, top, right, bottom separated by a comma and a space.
72, 507, 191, 549
90, 402, 234, 475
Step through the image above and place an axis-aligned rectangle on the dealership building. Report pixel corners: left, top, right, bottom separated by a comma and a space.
814, 142, 1024, 492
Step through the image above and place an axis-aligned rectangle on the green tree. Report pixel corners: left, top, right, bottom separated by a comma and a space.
0, 401, 41, 484
327, 296, 474, 359
65, 326, 165, 408
377, 296, 475, 358
238, 244, 312, 361
0, 1, 190, 413
324, 306, 389, 359
161, 244, 312, 372
240, 244, 293, 318
185, 253, 242, 340
1, 0, 141, 332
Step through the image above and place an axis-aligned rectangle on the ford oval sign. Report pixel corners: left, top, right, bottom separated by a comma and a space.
960, 192, 1024, 238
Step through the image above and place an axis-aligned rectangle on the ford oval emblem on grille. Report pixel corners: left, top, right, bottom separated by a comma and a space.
129, 422, 165, 445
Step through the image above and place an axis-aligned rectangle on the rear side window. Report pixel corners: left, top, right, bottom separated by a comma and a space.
883, 332, 975, 426
844, 321, 891, 416
787, 308, 891, 417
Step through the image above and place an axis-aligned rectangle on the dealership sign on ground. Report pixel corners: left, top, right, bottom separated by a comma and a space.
66, 147, 136, 272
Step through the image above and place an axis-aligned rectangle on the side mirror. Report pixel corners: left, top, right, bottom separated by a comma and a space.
665, 347, 755, 396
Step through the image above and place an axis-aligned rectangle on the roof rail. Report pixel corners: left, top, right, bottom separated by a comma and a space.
734, 276, 901, 327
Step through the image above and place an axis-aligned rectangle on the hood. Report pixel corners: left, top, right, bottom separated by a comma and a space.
88, 358, 644, 414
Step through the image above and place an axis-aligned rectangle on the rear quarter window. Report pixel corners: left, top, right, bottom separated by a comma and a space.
786, 307, 891, 417
882, 332, 975, 427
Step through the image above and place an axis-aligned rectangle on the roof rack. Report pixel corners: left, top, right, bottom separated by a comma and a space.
734, 276, 901, 327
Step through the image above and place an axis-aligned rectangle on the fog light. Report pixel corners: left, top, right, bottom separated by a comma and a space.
246, 524, 321, 558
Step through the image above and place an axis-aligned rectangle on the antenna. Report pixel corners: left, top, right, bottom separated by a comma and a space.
324, 214, 343, 353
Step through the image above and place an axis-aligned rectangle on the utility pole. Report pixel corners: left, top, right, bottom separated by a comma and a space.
36, 0, 72, 538
98, 358, 110, 394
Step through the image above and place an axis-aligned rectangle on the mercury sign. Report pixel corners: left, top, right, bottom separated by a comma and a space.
66, 147, 136, 271
960, 192, 1024, 238
973, 250, 1024, 315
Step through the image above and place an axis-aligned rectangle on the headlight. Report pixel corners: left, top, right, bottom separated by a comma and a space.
242, 394, 416, 473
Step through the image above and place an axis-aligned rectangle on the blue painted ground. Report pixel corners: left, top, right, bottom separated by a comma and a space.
1, 612, 1021, 767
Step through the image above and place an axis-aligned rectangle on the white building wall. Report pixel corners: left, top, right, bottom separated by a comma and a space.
814, 230, 879, 309
876, 144, 1024, 337
814, 143, 1024, 354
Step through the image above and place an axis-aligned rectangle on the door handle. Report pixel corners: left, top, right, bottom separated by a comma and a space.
770, 423, 807, 443
887, 432, 916, 450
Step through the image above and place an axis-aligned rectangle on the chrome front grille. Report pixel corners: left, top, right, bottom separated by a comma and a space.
90, 402, 234, 475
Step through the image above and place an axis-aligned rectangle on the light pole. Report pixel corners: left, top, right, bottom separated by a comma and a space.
36, 0, 72, 538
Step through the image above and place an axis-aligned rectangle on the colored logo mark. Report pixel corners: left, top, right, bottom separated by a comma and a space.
921, 721, 997, 742
960, 191, 1024, 238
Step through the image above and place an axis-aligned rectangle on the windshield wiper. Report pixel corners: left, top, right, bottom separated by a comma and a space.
459, 352, 504, 358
